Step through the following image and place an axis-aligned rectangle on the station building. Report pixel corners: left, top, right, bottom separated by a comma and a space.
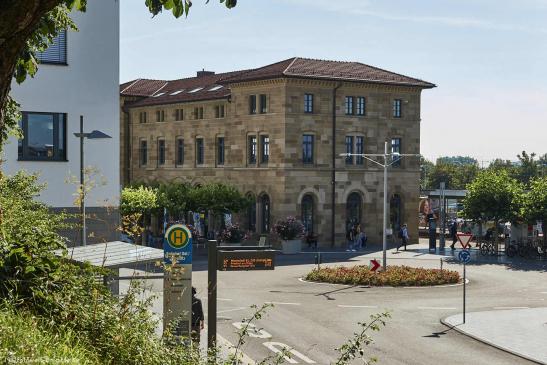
120, 58, 435, 246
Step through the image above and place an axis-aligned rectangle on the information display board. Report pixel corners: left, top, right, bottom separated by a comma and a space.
218, 250, 275, 271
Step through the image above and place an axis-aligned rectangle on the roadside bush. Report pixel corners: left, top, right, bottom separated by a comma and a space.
305, 265, 460, 287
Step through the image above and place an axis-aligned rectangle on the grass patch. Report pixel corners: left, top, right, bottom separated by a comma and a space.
305, 265, 460, 287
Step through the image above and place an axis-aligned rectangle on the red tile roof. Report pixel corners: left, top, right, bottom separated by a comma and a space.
120, 79, 168, 97
122, 57, 435, 108
220, 57, 436, 88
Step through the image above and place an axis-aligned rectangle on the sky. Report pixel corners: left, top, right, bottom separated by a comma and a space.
120, 0, 547, 163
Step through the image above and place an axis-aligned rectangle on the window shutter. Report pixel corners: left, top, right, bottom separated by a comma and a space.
36, 29, 67, 64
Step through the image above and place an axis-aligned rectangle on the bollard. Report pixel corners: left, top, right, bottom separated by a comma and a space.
440, 257, 443, 272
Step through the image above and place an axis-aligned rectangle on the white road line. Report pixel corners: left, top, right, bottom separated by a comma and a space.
337, 305, 378, 308
418, 306, 457, 310
540, 292, 547, 294
492, 306, 529, 310
217, 334, 256, 365
218, 307, 247, 314
218, 298, 233, 301
265, 301, 301, 306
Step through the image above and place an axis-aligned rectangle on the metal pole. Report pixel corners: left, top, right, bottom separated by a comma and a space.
382, 141, 388, 270
207, 240, 218, 355
80, 116, 86, 246
440, 182, 445, 249
463, 262, 466, 324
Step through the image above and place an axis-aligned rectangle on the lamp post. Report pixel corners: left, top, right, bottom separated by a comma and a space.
73, 115, 112, 246
341, 141, 420, 270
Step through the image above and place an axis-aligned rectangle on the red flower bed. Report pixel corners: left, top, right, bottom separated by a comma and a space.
305, 265, 460, 287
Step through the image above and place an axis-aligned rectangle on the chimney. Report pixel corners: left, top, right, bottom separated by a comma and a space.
197, 68, 215, 77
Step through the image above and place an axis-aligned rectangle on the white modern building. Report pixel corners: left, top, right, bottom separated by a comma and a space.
2, 1, 120, 244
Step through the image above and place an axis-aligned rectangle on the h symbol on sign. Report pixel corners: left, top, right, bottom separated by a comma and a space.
174, 230, 184, 244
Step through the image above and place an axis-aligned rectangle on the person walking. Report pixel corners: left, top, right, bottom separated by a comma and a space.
449, 220, 458, 250
397, 224, 409, 251
346, 225, 356, 252
357, 224, 367, 250
191, 287, 204, 348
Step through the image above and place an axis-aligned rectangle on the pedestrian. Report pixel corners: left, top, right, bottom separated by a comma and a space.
449, 220, 458, 250
191, 287, 204, 348
357, 224, 367, 249
346, 225, 355, 252
397, 224, 409, 251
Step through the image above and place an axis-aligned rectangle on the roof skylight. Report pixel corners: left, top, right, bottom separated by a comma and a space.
153, 92, 165, 97
188, 87, 204, 93
208, 85, 223, 91
170, 90, 184, 95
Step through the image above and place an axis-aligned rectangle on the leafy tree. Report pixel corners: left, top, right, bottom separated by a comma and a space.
515, 151, 540, 185
189, 182, 251, 216
156, 182, 192, 217
120, 186, 158, 216
463, 170, 524, 223
437, 156, 478, 166
420, 158, 434, 190
522, 177, 547, 243
424, 158, 479, 190
0, 0, 237, 152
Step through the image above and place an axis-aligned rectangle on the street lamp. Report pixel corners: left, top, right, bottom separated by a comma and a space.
73, 115, 111, 246
341, 141, 420, 270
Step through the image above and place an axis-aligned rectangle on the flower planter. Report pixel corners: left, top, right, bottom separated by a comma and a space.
281, 239, 301, 254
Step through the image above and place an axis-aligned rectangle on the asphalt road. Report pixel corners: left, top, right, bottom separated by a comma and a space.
191, 243, 547, 365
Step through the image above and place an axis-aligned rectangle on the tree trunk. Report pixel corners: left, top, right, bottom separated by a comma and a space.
0, 0, 63, 147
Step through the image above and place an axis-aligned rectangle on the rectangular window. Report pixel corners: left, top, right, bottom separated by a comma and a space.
194, 107, 204, 120
36, 29, 67, 64
176, 138, 184, 166
393, 99, 402, 118
215, 105, 225, 118
156, 110, 165, 122
199, 107, 203, 119
304, 93, 314, 113
345, 136, 354, 165
196, 138, 204, 165
259, 94, 267, 114
18, 112, 66, 161
175, 109, 184, 121
248, 136, 257, 164
356, 136, 364, 165
391, 138, 402, 167
249, 95, 257, 115
139, 111, 147, 124
345, 96, 354, 115
140, 140, 148, 166
356, 97, 366, 116
158, 139, 165, 166
260, 135, 270, 164
217, 137, 225, 166
302, 134, 314, 164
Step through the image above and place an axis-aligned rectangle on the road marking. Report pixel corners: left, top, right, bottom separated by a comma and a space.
492, 306, 529, 310
218, 298, 233, 301
540, 292, 547, 294
232, 322, 272, 339
203, 324, 255, 364
263, 342, 316, 364
265, 301, 301, 306
218, 307, 247, 314
418, 306, 457, 310
337, 305, 378, 308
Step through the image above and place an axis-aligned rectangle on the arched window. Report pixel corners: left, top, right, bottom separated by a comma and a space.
301, 194, 314, 234
346, 192, 362, 230
390, 194, 402, 233
247, 194, 256, 232
260, 194, 270, 233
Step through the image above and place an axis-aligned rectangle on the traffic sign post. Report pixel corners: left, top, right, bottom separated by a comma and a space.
163, 224, 193, 340
458, 249, 470, 324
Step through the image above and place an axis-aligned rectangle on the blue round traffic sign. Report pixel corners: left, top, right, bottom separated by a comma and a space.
458, 250, 471, 264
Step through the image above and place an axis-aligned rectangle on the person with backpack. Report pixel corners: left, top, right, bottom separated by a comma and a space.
357, 224, 367, 250
191, 287, 204, 347
346, 224, 356, 252
397, 224, 409, 251
449, 220, 458, 250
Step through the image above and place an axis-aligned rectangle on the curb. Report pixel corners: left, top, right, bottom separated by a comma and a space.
440, 318, 545, 365
298, 277, 468, 289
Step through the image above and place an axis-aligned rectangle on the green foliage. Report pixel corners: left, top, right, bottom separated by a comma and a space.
421, 156, 479, 190
462, 170, 524, 222
120, 186, 159, 215
189, 182, 251, 215
145, 0, 237, 18
522, 177, 547, 224
335, 312, 391, 365
306, 265, 460, 287
0, 172, 73, 307
157, 182, 192, 216
0, 303, 100, 365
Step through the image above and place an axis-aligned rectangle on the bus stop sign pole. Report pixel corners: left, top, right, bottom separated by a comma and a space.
207, 240, 218, 355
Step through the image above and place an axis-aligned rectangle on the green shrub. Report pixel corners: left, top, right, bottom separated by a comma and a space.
0, 303, 100, 365
305, 265, 460, 287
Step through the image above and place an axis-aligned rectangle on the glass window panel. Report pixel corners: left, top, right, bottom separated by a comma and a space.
27, 113, 54, 158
